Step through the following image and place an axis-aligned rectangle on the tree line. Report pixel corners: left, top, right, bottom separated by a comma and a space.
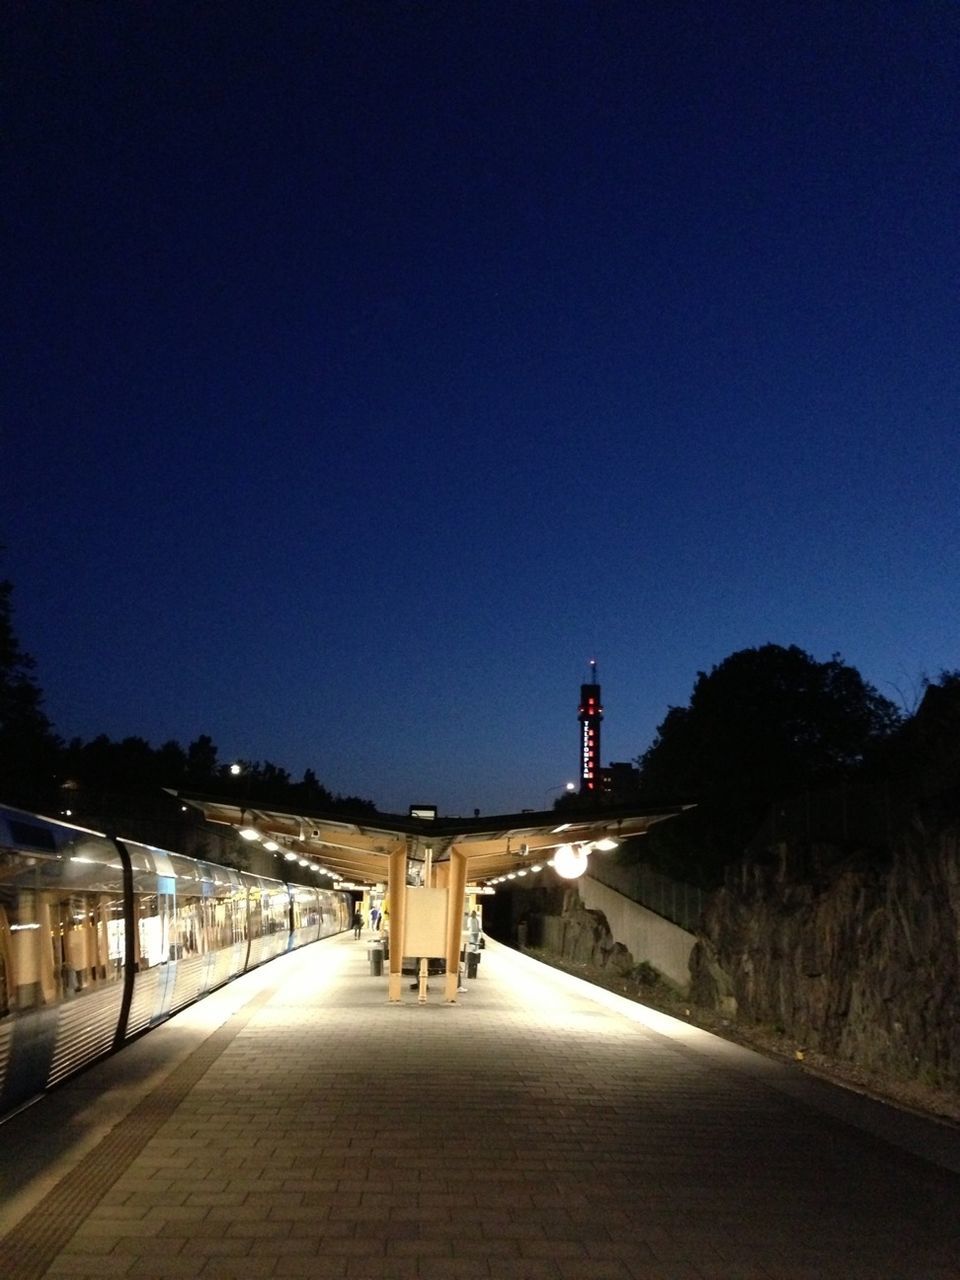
0, 569, 376, 824
562, 643, 959, 883
3, 565, 957, 880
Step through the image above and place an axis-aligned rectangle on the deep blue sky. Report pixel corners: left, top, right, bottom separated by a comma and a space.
5, 2, 959, 817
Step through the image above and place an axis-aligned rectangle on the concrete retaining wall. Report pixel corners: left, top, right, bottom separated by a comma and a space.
579, 875, 695, 991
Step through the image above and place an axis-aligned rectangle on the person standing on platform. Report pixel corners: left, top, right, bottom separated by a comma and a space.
353, 907, 363, 939
464, 909, 482, 980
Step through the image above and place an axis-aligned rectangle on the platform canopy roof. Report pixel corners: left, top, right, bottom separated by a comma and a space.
171, 791, 691, 888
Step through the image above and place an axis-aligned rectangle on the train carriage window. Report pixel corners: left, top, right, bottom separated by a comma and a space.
60, 892, 125, 993
136, 894, 165, 968
1, 881, 54, 1009
207, 887, 246, 949
0, 892, 19, 1017
247, 887, 263, 941
211, 898, 229, 949
137, 877, 209, 963
228, 887, 247, 944
262, 886, 289, 936
172, 887, 205, 958
0, 907, 9, 1018
292, 886, 320, 932
0, 877, 125, 1012
242, 880, 290, 940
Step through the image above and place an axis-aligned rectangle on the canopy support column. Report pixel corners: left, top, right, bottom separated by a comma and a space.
443, 847, 468, 1002
387, 843, 408, 1003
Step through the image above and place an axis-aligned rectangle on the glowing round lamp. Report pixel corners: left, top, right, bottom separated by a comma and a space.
553, 843, 589, 879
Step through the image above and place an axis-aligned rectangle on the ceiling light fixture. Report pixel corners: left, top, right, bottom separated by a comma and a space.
553, 843, 589, 880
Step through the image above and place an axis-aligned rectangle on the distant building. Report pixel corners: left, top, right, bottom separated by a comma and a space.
600, 760, 641, 801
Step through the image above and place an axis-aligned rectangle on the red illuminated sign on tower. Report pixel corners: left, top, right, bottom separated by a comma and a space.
577, 659, 603, 794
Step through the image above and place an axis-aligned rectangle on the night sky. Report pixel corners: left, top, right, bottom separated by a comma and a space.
5, 2, 959, 817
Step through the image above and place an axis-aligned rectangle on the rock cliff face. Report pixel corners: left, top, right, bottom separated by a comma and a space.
690, 826, 960, 1089
542, 885, 640, 972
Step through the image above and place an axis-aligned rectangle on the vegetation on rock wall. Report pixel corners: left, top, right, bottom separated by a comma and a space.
680, 672, 960, 1091
690, 823, 960, 1091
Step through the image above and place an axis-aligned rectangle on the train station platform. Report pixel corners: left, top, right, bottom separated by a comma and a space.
2, 932, 959, 1280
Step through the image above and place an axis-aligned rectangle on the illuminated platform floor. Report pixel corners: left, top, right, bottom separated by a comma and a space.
2, 934, 959, 1280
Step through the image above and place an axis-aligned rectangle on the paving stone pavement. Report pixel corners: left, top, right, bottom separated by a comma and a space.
2, 933, 959, 1280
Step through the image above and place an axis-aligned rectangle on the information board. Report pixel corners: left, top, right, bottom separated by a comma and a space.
403, 887, 448, 958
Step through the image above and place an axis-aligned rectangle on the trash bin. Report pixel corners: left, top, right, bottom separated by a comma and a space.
368, 945, 384, 977
466, 950, 480, 979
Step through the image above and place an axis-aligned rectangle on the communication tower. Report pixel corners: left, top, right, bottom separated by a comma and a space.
578, 659, 603, 796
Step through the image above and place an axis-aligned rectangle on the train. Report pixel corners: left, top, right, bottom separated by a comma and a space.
0, 803, 353, 1121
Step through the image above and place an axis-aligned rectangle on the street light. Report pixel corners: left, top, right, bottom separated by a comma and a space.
544, 781, 576, 803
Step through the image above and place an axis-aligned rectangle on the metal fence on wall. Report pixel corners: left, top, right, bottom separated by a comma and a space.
746, 781, 907, 857
585, 783, 913, 935
586, 855, 705, 933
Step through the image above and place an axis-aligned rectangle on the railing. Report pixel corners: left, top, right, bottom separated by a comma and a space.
585, 783, 922, 932
745, 781, 909, 858
586, 855, 704, 932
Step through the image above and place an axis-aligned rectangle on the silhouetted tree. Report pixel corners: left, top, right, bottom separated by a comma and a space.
879, 670, 960, 806
155, 739, 188, 784
0, 570, 60, 806
186, 734, 218, 785
292, 767, 333, 808
64, 734, 156, 791
636, 644, 902, 878
332, 793, 378, 815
